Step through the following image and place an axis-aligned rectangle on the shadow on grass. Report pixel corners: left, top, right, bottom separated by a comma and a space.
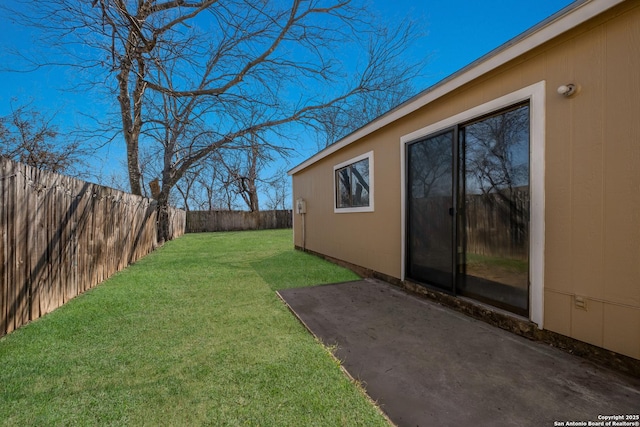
251, 249, 360, 292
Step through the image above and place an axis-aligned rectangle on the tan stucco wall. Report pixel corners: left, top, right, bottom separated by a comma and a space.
291, 1, 640, 359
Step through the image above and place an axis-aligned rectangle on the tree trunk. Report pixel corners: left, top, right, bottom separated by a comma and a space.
117, 45, 146, 196
249, 182, 259, 212
156, 193, 170, 245
126, 139, 142, 195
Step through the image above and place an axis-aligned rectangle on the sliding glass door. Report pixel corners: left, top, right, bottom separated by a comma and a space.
406, 130, 455, 293
406, 103, 530, 316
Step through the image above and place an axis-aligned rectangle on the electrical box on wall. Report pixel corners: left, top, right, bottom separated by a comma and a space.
296, 198, 306, 214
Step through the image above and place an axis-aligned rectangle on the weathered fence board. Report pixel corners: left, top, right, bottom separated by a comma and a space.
0, 158, 186, 337
186, 209, 292, 233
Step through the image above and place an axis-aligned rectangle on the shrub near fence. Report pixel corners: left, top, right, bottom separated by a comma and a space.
186, 210, 292, 233
0, 158, 186, 337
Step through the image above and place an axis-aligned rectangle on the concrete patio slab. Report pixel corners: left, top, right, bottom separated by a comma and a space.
277, 279, 640, 427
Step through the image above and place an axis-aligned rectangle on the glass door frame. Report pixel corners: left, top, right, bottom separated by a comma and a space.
404, 126, 459, 295
404, 102, 531, 317
456, 101, 531, 317
399, 81, 546, 328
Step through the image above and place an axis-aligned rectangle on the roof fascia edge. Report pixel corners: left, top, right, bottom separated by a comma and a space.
288, 0, 624, 176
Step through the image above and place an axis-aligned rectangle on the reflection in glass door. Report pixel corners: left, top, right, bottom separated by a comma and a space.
458, 104, 530, 315
406, 103, 530, 316
406, 130, 455, 293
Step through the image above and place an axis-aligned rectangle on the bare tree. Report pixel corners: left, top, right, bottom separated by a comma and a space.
222, 147, 261, 212
463, 104, 530, 246
409, 132, 452, 200
264, 169, 290, 211
464, 105, 530, 195
218, 130, 282, 212
0, 103, 85, 175
317, 78, 418, 149
198, 160, 237, 211
174, 155, 239, 211
174, 164, 204, 211
7, 0, 423, 242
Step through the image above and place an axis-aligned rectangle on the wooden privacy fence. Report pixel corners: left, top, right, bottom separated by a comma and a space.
186, 209, 292, 233
411, 188, 529, 260
463, 189, 529, 260
0, 158, 186, 337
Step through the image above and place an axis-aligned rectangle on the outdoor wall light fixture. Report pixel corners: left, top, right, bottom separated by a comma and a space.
557, 83, 577, 97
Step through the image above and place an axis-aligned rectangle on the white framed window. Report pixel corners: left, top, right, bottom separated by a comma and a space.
333, 151, 374, 213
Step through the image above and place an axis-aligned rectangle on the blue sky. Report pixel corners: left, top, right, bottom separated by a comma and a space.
379, 0, 576, 87
0, 0, 575, 187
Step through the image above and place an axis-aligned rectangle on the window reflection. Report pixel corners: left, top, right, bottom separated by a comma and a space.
459, 104, 530, 313
351, 159, 370, 207
406, 103, 531, 315
337, 167, 350, 208
410, 133, 452, 199
407, 131, 454, 292
336, 157, 370, 208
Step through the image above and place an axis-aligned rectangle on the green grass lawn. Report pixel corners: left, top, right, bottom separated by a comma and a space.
465, 252, 529, 273
0, 229, 389, 426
